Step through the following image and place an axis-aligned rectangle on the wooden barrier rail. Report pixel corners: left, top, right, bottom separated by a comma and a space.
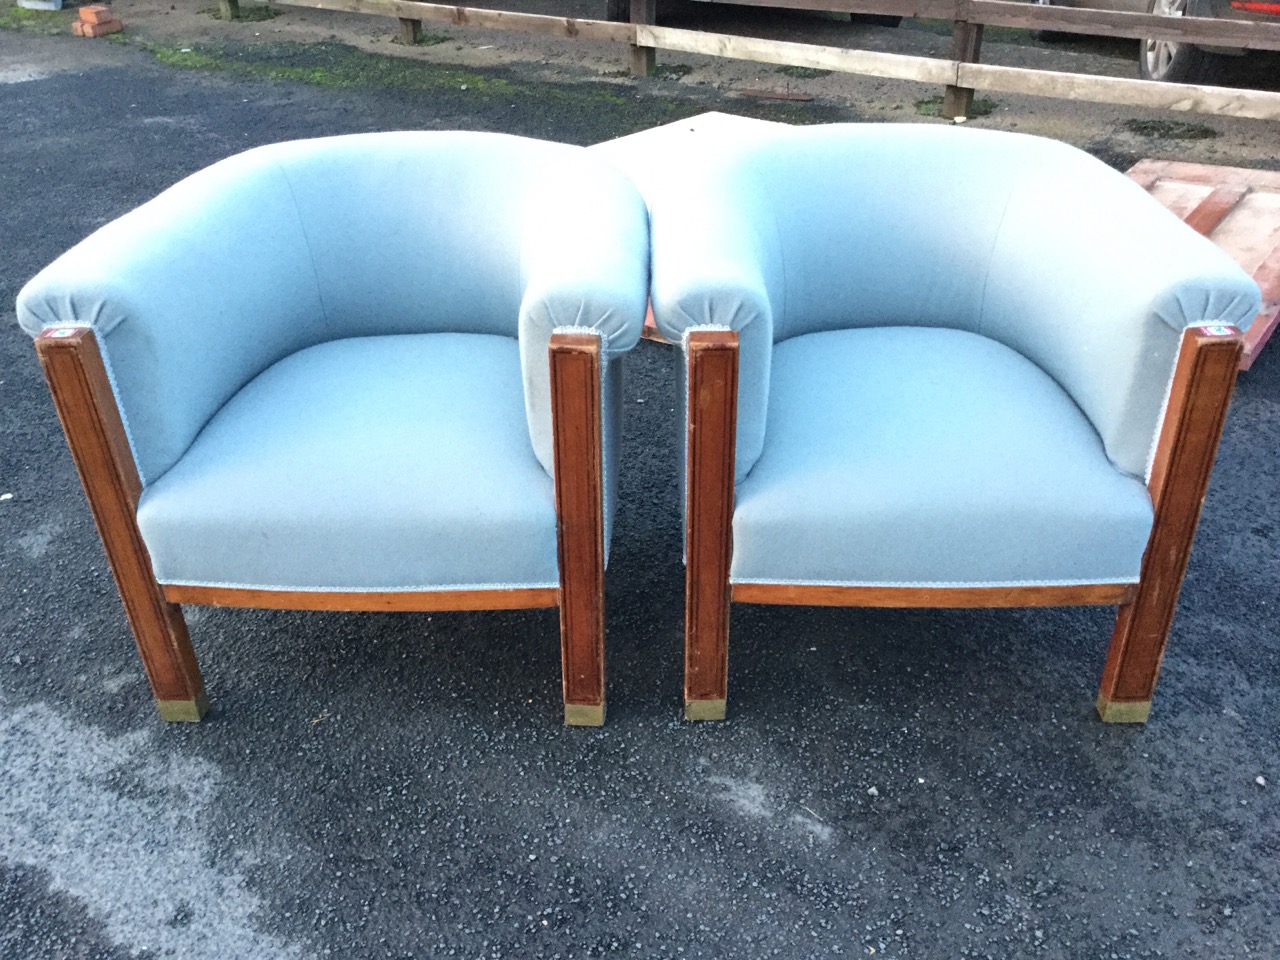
704, 0, 1280, 48
261, 0, 1280, 121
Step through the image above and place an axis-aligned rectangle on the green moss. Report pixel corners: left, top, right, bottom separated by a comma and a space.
914, 94, 998, 118
398, 32, 447, 47
134, 39, 842, 142
145, 41, 518, 94
0, 2, 73, 35
1124, 118, 1218, 140
776, 65, 831, 80
152, 46, 227, 70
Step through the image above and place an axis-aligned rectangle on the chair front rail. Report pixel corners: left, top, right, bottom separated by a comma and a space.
734, 582, 1136, 607
684, 330, 740, 721
549, 333, 608, 726
35, 327, 208, 722
162, 584, 559, 611
1098, 324, 1245, 722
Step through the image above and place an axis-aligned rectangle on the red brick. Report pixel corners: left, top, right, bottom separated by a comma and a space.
74, 18, 124, 37
79, 4, 114, 24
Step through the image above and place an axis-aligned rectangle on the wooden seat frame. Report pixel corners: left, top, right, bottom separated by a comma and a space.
682, 325, 1245, 723
36, 327, 609, 726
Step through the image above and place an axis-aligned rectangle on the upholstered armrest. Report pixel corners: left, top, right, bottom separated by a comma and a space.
16, 150, 322, 486
981, 151, 1261, 477
648, 181, 776, 481
518, 157, 650, 478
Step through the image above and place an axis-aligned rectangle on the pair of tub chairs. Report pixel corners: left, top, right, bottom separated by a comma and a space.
18, 126, 1259, 726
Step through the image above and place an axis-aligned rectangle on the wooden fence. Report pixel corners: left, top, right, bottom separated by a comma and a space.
233, 0, 1280, 121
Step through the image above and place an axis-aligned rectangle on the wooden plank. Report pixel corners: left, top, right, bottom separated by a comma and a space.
549, 332, 607, 726
957, 61, 1280, 121
737, 88, 815, 101
1098, 326, 1244, 721
968, 0, 1280, 48
1127, 159, 1280, 192
705, 0, 1280, 48
684, 331, 739, 721
942, 20, 984, 120
1127, 160, 1280, 369
1242, 245, 1280, 370
163, 584, 559, 611
1183, 186, 1249, 237
638, 24, 957, 85
637, 23, 1280, 120
276, 0, 636, 43
35, 327, 208, 722
398, 16, 422, 44
278, 0, 1280, 118
630, 0, 657, 78
733, 582, 1136, 607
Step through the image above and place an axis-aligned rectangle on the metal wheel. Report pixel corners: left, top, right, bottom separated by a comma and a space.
1138, 0, 1226, 84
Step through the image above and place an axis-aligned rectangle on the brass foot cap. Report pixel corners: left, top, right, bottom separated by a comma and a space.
157, 691, 210, 723
1097, 694, 1151, 724
565, 703, 605, 727
685, 698, 727, 722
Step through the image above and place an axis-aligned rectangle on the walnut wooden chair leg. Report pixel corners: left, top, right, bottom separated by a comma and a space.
35, 328, 208, 722
684, 331, 739, 721
550, 332, 607, 726
1098, 325, 1244, 723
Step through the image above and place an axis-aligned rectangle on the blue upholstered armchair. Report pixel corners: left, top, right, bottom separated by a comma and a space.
645, 123, 1261, 722
18, 131, 649, 725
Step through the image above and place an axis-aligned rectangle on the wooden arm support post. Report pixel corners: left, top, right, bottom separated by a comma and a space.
549, 333, 607, 726
684, 331, 739, 721
1097, 325, 1245, 722
35, 328, 208, 722
630, 0, 657, 77
942, 19, 984, 120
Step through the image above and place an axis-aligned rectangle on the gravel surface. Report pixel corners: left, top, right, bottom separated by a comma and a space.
1, 6, 1278, 959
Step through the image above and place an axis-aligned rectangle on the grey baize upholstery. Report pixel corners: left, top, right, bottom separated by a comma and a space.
649, 123, 1260, 589
18, 132, 649, 593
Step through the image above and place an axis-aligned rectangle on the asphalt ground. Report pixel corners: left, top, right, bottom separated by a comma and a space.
2, 21, 1279, 960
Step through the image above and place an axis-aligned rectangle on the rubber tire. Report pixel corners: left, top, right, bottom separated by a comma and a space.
1137, 0, 1228, 84
606, 0, 628, 23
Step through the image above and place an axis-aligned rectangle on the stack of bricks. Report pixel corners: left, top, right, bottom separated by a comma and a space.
73, 4, 124, 37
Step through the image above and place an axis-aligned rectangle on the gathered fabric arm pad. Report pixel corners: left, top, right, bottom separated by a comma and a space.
649, 178, 776, 481
519, 157, 650, 477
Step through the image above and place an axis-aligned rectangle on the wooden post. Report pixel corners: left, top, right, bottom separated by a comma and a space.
34, 328, 208, 722
943, 20, 984, 120
684, 331, 739, 721
398, 16, 423, 44
630, 0, 657, 78
219, 0, 240, 20
549, 333, 607, 726
1097, 325, 1244, 722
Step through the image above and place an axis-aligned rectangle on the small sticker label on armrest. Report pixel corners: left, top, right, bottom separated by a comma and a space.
1199, 325, 1235, 337
42, 327, 79, 339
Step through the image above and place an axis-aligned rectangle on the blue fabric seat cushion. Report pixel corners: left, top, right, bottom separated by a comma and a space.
730, 328, 1155, 587
136, 333, 559, 592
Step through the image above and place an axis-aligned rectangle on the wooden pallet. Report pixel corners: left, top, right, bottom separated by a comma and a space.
1128, 159, 1280, 371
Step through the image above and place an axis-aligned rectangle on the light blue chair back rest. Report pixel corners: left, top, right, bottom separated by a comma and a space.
18, 132, 630, 486
705, 125, 1258, 479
